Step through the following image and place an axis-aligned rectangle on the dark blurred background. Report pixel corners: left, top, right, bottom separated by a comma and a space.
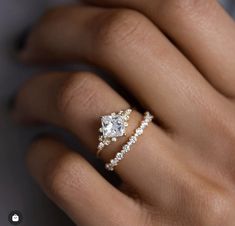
0, 0, 234, 225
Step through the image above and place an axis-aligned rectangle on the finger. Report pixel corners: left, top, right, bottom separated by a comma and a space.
27, 137, 147, 226
14, 71, 173, 202
84, 0, 235, 98
19, 5, 227, 136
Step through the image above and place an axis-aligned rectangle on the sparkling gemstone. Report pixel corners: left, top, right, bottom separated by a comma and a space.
123, 145, 130, 152
127, 140, 133, 146
105, 164, 113, 171
135, 128, 143, 136
116, 152, 123, 160
98, 142, 104, 150
103, 139, 111, 145
111, 159, 118, 166
101, 115, 125, 138
141, 122, 148, 129
130, 136, 137, 143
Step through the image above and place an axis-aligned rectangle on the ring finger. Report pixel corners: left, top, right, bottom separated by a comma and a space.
14, 71, 175, 203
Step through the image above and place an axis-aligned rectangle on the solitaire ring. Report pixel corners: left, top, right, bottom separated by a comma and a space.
97, 109, 132, 157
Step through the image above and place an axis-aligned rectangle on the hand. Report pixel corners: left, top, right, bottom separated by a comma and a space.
13, 1, 235, 225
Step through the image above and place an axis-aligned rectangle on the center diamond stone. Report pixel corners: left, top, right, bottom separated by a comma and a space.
101, 115, 125, 138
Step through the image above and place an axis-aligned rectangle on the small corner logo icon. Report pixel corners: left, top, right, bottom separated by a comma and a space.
8, 211, 22, 225
12, 214, 19, 222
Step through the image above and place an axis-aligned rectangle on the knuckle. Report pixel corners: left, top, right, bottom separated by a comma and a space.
180, 175, 234, 225
57, 72, 99, 117
201, 191, 233, 225
194, 98, 235, 142
95, 9, 146, 51
203, 107, 235, 145
174, 0, 213, 10
158, 0, 215, 18
43, 154, 85, 199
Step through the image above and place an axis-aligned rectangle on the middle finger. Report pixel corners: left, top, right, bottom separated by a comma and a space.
20, 5, 228, 136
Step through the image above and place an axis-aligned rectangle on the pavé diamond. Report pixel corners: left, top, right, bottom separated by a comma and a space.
116, 152, 123, 160
101, 115, 125, 138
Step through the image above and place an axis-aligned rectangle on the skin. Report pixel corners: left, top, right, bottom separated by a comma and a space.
13, 0, 235, 225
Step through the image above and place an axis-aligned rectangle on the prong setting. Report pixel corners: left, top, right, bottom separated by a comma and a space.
97, 109, 132, 157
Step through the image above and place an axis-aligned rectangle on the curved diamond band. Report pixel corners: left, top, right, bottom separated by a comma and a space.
97, 109, 132, 158
105, 112, 153, 171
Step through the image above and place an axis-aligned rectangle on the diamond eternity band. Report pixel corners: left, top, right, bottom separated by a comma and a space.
105, 112, 153, 171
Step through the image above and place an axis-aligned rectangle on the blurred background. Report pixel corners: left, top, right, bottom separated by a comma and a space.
0, 0, 234, 225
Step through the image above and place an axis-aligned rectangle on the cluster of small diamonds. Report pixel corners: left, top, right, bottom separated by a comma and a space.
105, 112, 154, 171
97, 109, 132, 157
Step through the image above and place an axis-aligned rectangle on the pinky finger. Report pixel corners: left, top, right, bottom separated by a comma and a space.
27, 137, 147, 226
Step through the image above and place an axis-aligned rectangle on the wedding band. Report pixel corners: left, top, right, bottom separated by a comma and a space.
105, 111, 153, 171
97, 109, 132, 157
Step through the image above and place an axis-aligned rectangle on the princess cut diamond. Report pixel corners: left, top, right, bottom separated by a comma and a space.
101, 115, 125, 138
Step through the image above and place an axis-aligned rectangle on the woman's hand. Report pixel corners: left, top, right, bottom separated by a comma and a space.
13, 1, 235, 225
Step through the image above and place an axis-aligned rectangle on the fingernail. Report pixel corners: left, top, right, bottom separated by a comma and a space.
15, 28, 31, 52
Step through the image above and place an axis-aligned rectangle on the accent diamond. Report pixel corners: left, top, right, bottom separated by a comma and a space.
116, 152, 123, 160
135, 128, 143, 136
98, 142, 104, 150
